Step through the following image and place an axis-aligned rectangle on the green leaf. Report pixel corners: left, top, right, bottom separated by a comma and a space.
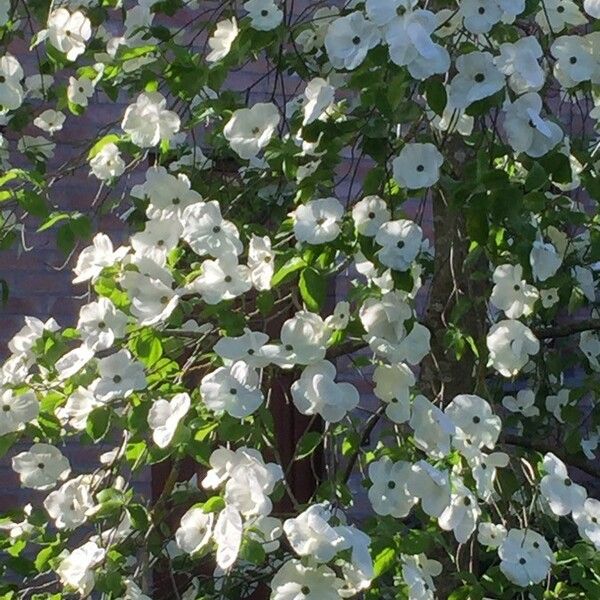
86, 407, 111, 442
88, 134, 121, 160
424, 78, 447, 116
34, 546, 57, 572
37, 212, 71, 232
373, 546, 396, 578
239, 538, 266, 565
299, 267, 327, 312
202, 496, 225, 513
295, 431, 322, 461
271, 256, 306, 287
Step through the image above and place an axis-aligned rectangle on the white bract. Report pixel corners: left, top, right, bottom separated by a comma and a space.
46, 9, 91, 61
392, 143, 443, 189
499, 529, 554, 586
352, 196, 390, 237
291, 360, 359, 422
490, 264, 538, 319
223, 103, 280, 159
293, 197, 344, 245
0, 390, 38, 436
540, 452, 586, 516
148, 393, 191, 448
373, 362, 414, 423
12, 444, 71, 490
283, 504, 349, 562
324, 12, 380, 71
175, 507, 214, 555
368, 456, 417, 517
375, 219, 423, 271
487, 319, 539, 377
200, 361, 263, 418
122, 92, 180, 148
504, 93, 563, 158
206, 18, 238, 62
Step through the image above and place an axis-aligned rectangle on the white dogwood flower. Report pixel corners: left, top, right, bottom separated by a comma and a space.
90, 142, 125, 180
90, 349, 147, 402
573, 498, 600, 550
490, 264, 538, 319
12, 443, 70, 490
271, 560, 343, 600
0, 55, 24, 111
175, 507, 214, 554
46, 9, 91, 61
477, 522, 507, 548
214, 329, 271, 368
376, 219, 423, 271
56, 541, 105, 596
77, 297, 128, 351
545, 389, 569, 422
264, 311, 328, 367
283, 504, 349, 562
200, 361, 263, 418
214, 506, 244, 569
73, 233, 128, 284
44, 475, 95, 530
366, 460, 416, 516
496, 37, 545, 94
0, 390, 38, 436
445, 394, 502, 453
373, 362, 415, 423
188, 255, 251, 305
133, 166, 203, 221
148, 393, 191, 448
223, 102, 280, 159
352, 196, 390, 237
293, 197, 344, 245
438, 477, 480, 543
448, 51, 505, 109
487, 319, 539, 377
206, 17, 238, 62
33, 110, 67, 135
324, 12, 380, 71
122, 92, 180, 147
291, 360, 359, 422
499, 528, 553, 586
580, 331, 600, 370
406, 461, 451, 518
409, 395, 455, 458
182, 200, 243, 258
248, 235, 275, 291
244, 0, 283, 31
392, 143, 443, 189
540, 452, 586, 516
530, 240, 562, 281
502, 388, 539, 417
67, 76, 94, 106
504, 93, 563, 158
303, 77, 335, 125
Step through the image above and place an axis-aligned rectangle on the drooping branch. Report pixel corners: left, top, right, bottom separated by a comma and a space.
533, 319, 600, 339
502, 434, 600, 479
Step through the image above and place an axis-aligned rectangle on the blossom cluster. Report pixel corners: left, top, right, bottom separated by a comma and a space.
1, 0, 600, 599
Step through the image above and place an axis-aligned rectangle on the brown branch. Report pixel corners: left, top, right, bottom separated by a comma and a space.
341, 406, 385, 484
502, 434, 600, 479
533, 319, 600, 339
